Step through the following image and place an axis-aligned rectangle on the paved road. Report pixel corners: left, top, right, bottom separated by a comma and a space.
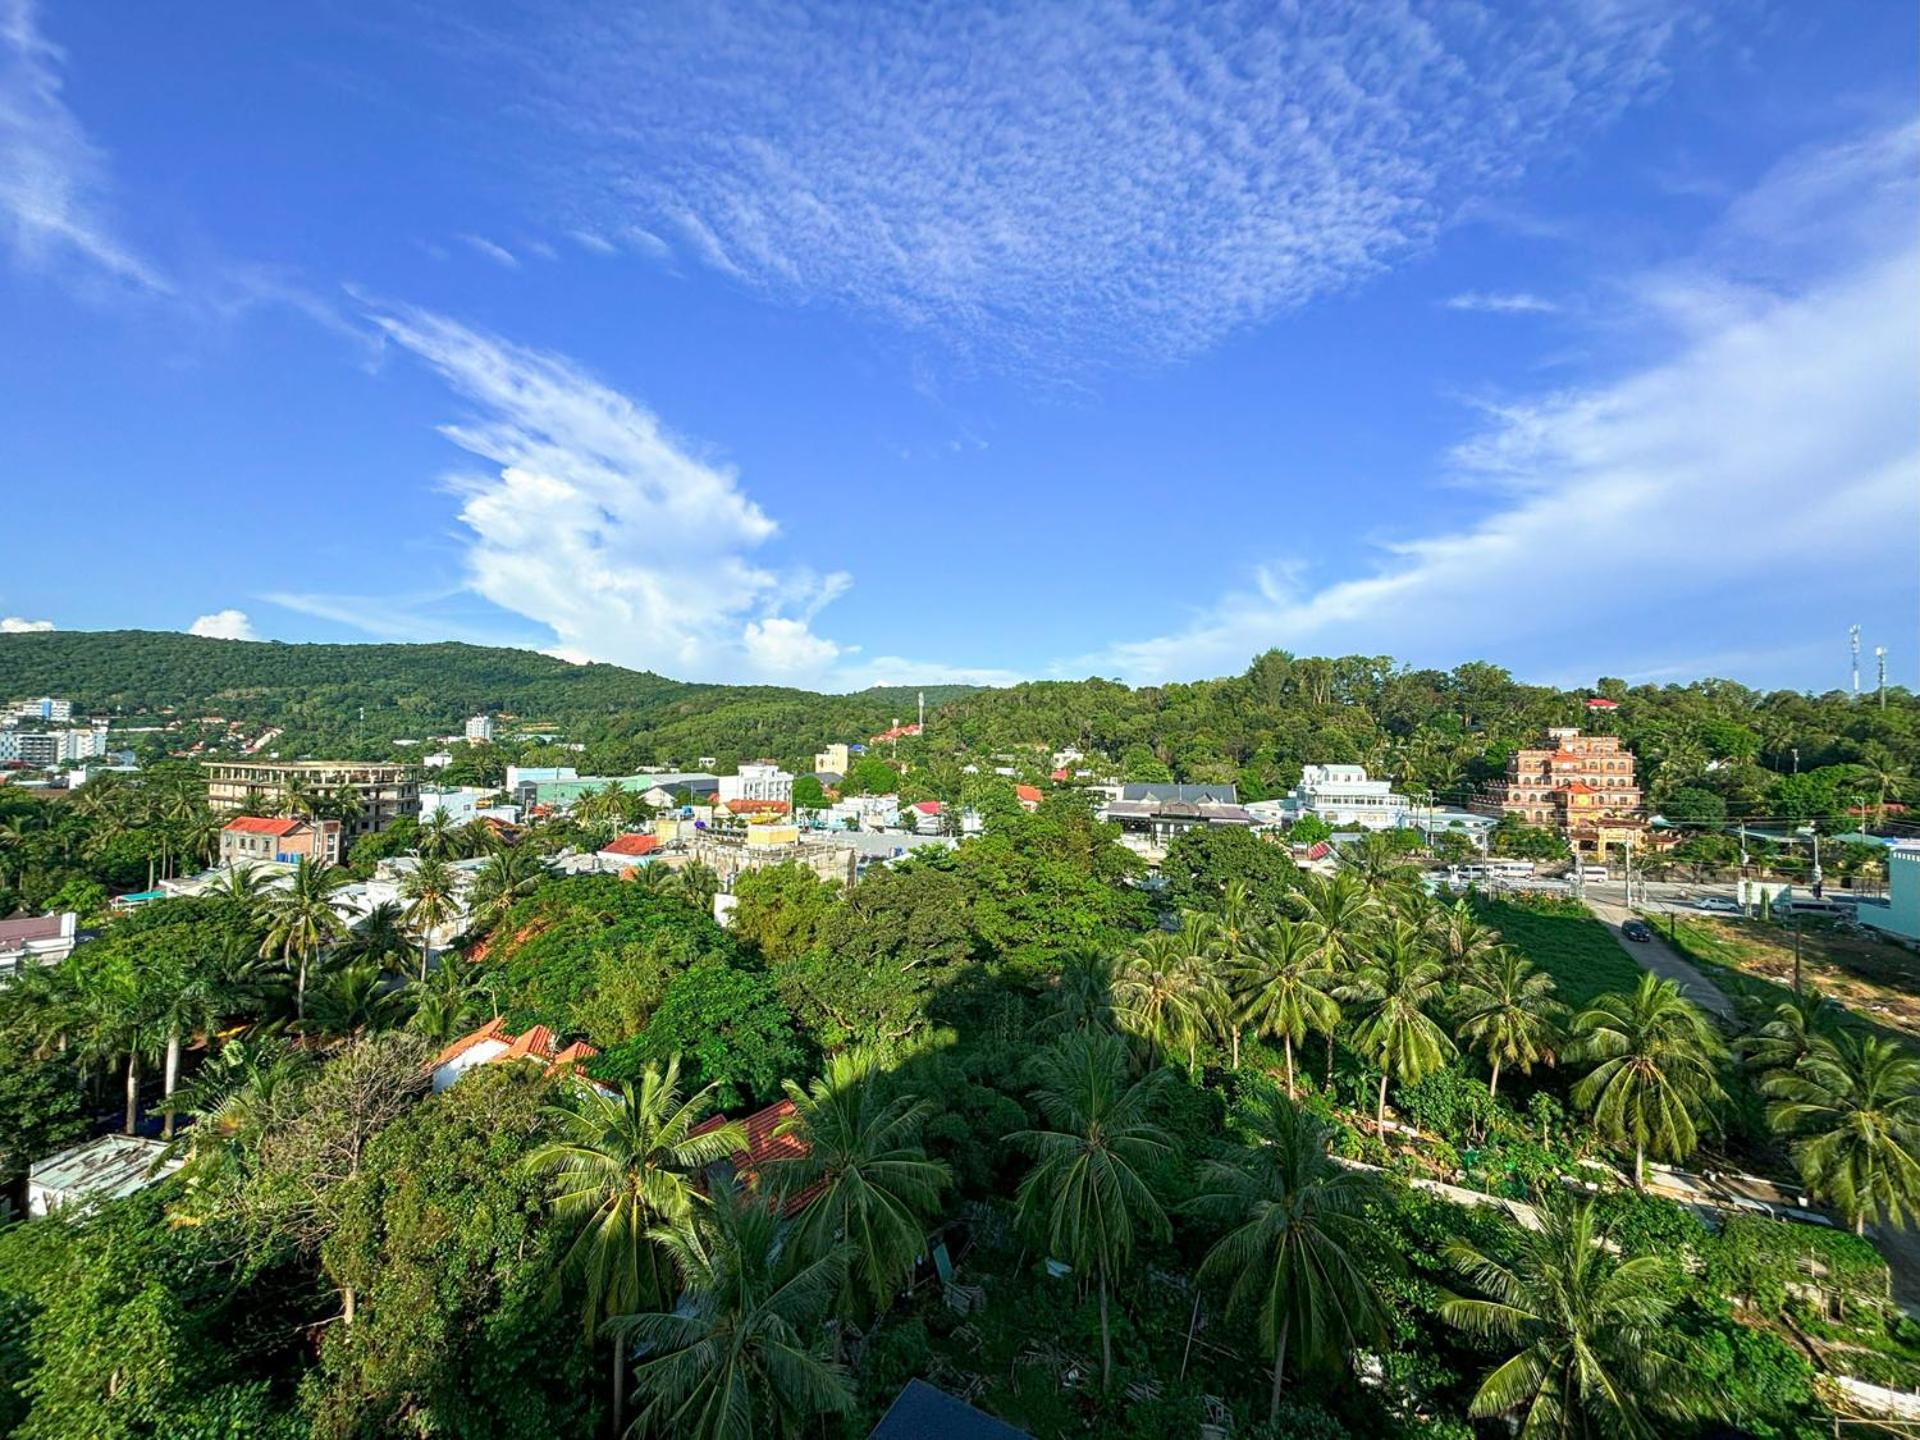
1583, 892, 1739, 1023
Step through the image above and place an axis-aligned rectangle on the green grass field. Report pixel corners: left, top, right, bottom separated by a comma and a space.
1474, 898, 1645, 1010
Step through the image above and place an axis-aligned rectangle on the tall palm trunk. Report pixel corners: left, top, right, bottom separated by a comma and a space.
1633, 1142, 1645, 1192
296, 947, 310, 1020
1098, 1271, 1113, 1393
124, 1050, 141, 1135
162, 1028, 182, 1138
611, 1335, 627, 1434
1376, 1073, 1390, 1138
1230, 1027, 1240, 1071
1325, 1031, 1335, 1086
419, 940, 431, 983
1487, 1058, 1501, 1098
1268, 1315, 1291, 1425
1283, 1035, 1295, 1099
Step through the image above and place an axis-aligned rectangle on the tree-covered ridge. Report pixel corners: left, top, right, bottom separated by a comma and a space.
0, 631, 977, 762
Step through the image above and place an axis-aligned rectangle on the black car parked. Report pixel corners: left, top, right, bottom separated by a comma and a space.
1622, 919, 1653, 942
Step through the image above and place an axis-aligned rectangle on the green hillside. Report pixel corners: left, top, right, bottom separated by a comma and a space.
0, 631, 977, 765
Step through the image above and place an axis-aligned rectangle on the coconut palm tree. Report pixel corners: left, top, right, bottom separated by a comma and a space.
342, 900, 412, 969
466, 845, 544, 933
1046, 951, 1119, 1035
1762, 1033, 1920, 1235
1336, 831, 1418, 903
1738, 992, 1846, 1077
768, 1050, 950, 1316
1011, 1030, 1174, 1390
527, 1062, 745, 1432
304, 961, 410, 1039
1454, 951, 1565, 1098
1441, 1196, 1702, 1437
1340, 921, 1455, 1136
1114, 931, 1210, 1072
257, 856, 349, 1020
146, 944, 240, 1138
609, 1177, 853, 1440
399, 855, 460, 981
1234, 920, 1339, 1097
405, 961, 487, 1047
415, 806, 461, 860
1435, 900, 1502, 981
1185, 1091, 1384, 1425
1292, 873, 1374, 1084
1568, 974, 1727, 1188
676, 860, 722, 915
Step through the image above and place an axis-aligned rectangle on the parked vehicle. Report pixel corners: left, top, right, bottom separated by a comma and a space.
1622, 920, 1653, 942
1693, 896, 1742, 914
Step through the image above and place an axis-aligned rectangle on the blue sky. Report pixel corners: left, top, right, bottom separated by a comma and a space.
1, 1, 1915, 693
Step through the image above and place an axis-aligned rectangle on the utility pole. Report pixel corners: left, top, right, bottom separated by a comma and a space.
1791, 746, 1800, 776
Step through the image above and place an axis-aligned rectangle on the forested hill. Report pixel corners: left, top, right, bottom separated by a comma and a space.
0, 631, 975, 763
2, 632, 1913, 822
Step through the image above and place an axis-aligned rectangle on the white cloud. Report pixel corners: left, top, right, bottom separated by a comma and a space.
0, 615, 53, 633
458, 233, 520, 268
0, 0, 168, 291
568, 229, 617, 255
1074, 125, 1920, 686
349, 305, 862, 684
187, 609, 257, 641
1443, 291, 1559, 314
510, 1, 1685, 362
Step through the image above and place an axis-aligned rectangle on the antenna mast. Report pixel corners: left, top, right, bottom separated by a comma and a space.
1851, 625, 1861, 698
1877, 646, 1888, 708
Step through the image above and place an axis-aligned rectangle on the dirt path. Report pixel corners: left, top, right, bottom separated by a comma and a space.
1583, 897, 1738, 1024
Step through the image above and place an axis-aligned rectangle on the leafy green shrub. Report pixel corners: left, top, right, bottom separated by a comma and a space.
1590, 1190, 1711, 1257
1396, 1065, 1507, 1144
1706, 1217, 1890, 1318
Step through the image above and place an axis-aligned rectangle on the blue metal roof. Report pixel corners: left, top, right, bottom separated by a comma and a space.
868, 1380, 1026, 1440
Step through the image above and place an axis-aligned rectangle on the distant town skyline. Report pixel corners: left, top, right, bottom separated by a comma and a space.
1, 2, 1915, 693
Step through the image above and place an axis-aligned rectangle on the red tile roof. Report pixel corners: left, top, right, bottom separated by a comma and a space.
1560, 781, 1597, 795
911, 800, 941, 815
691, 1097, 820, 1214
1015, 785, 1043, 804
222, 816, 301, 836
1585, 697, 1619, 709
600, 833, 660, 857
433, 1016, 506, 1068
431, 1017, 599, 1080
1049, 768, 1070, 781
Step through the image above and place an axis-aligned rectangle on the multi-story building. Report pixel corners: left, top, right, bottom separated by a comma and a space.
203, 759, 421, 836
7, 697, 73, 724
1281, 764, 1411, 831
813, 743, 851, 776
218, 816, 343, 867
0, 723, 110, 767
718, 762, 794, 808
464, 714, 495, 744
1473, 727, 1643, 854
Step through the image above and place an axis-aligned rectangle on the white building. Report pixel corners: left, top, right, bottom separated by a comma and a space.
418, 784, 517, 826
0, 912, 79, 983
7, 697, 72, 724
28, 1135, 183, 1216
718, 763, 794, 808
813, 743, 852, 776
1282, 765, 1410, 831
0, 723, 110, 767
422, 750, 453, 770
465, 714, 495, 744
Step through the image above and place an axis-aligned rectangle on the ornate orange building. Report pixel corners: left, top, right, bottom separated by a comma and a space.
1474, 726, 1643, 854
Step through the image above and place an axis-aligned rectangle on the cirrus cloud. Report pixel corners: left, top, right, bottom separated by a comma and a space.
505, 0, 1688, 364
